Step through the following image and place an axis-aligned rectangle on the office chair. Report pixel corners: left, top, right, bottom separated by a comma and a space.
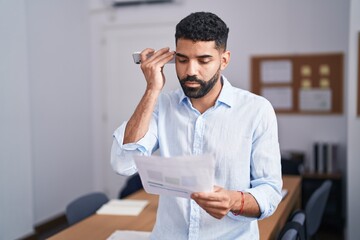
118, 173, 143, 199
65, 192, 109, 225
305, 180, 332, 239
278, 210, 306, 240
278, 180, 332, 240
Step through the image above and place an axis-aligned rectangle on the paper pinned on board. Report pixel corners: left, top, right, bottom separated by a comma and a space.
260, 60, 292, 83
96, 199, 149, 216
133, 154, 215, 199
262, 87, 293, 110
299, 89, 332, 111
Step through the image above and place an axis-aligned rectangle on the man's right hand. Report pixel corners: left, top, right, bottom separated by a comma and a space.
123, 48, 174, 144
140, 47, 175, 92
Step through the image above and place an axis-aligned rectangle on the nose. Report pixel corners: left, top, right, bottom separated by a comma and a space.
185, 60, 198, 76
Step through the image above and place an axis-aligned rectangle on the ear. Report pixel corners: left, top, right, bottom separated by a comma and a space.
220, 50, 230, 70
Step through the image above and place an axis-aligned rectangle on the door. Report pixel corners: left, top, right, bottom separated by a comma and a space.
101, 23, 178, 197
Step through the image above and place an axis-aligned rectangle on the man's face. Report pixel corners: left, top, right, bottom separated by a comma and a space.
175, 39, 229, 99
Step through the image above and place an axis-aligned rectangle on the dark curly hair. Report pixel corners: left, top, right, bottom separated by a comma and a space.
175, 12, 229, 50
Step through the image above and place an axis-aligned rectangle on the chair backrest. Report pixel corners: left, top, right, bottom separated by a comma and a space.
305, 180, 332, 238
66, 192, 109, 225
278, 210, 306, 240
119, 173, 143, 199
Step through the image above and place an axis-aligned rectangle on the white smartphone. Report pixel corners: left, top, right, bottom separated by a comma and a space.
132, 51, 175, 64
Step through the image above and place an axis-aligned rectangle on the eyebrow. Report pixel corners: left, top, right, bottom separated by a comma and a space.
175, 52, 213, 59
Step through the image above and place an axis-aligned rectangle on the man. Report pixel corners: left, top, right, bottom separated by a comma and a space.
111, 12, 282, 239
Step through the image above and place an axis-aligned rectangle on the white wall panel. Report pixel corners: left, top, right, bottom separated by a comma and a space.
0, 0, 34, 239
347, 0, 360, 239
26, 0, 93, 223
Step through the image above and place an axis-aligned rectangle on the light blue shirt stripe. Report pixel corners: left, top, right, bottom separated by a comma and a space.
111, 76, 282, 240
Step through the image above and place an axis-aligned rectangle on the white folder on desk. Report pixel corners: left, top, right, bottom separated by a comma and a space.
281, 189, 288, 200
96, 199, 149, 216
107, 230, 151, 240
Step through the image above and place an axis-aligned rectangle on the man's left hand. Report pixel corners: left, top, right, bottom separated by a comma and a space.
191, 186, 242, 219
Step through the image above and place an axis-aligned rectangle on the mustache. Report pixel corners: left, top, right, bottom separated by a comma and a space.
180, 75, 204, 84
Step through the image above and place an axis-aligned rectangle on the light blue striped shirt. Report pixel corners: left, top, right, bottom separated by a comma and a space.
111, 76, 282, 240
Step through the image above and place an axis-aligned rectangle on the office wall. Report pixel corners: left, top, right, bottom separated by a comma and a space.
1, 1, 94, 238
0, 1, 34, 239
347, 0, 360, 239
26, 0, 94, 223
1, 0, 94, 236
90, 0, 350, 198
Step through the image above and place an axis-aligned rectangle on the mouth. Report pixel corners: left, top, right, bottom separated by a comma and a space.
184, 81, 200, 88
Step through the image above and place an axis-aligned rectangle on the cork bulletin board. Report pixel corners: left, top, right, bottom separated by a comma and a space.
251, 53, 343, 114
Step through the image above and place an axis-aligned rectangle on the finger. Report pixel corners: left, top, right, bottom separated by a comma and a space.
152, 47, 170, 57
192, 198, 230, 219
196, 198, 230, 210
192, 186, 223, 198
151, 49, 174, 65
141, 48, 174, 68
192, 192, 222, 201
158, 51, 175, 64
143, 47, 168, 62
204, 207, 228, 219
140, 48, 155, 63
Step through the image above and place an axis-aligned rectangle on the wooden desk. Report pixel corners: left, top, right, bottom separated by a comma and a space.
49, 176, 301, 240
258, 175, 302, 239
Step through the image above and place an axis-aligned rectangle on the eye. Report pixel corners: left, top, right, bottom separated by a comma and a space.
176, 57, 188, 63
199, 59, 211, 64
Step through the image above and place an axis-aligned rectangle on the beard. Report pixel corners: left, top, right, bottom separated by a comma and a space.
178, 67, 221, 99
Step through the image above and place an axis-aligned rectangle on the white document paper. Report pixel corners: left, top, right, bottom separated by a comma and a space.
262, 87, 293, 110
107, 230, 151, 240
281, 189, 288, 200
133, 154, 215, 199
96, 199, 149, 216
261, 60, 292, 83
299, 89, 332, 111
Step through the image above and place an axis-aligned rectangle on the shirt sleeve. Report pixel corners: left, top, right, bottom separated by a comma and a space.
228, 99, 283, 221
110, 111, 159, 176
249, 99, 283, 220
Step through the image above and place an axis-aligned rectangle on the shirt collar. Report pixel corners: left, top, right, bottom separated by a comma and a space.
178, 75, 234, 108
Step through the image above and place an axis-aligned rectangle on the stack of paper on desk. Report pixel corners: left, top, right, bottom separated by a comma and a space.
96, 199, 149, 216
134, 154, 215, 199
281, 189, 288, 200
107, 230, 151, 240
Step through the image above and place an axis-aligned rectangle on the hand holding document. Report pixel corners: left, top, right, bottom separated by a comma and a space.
134, 154, 215, 199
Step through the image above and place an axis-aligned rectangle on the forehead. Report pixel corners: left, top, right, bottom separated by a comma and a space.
176, 39, 219, 56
